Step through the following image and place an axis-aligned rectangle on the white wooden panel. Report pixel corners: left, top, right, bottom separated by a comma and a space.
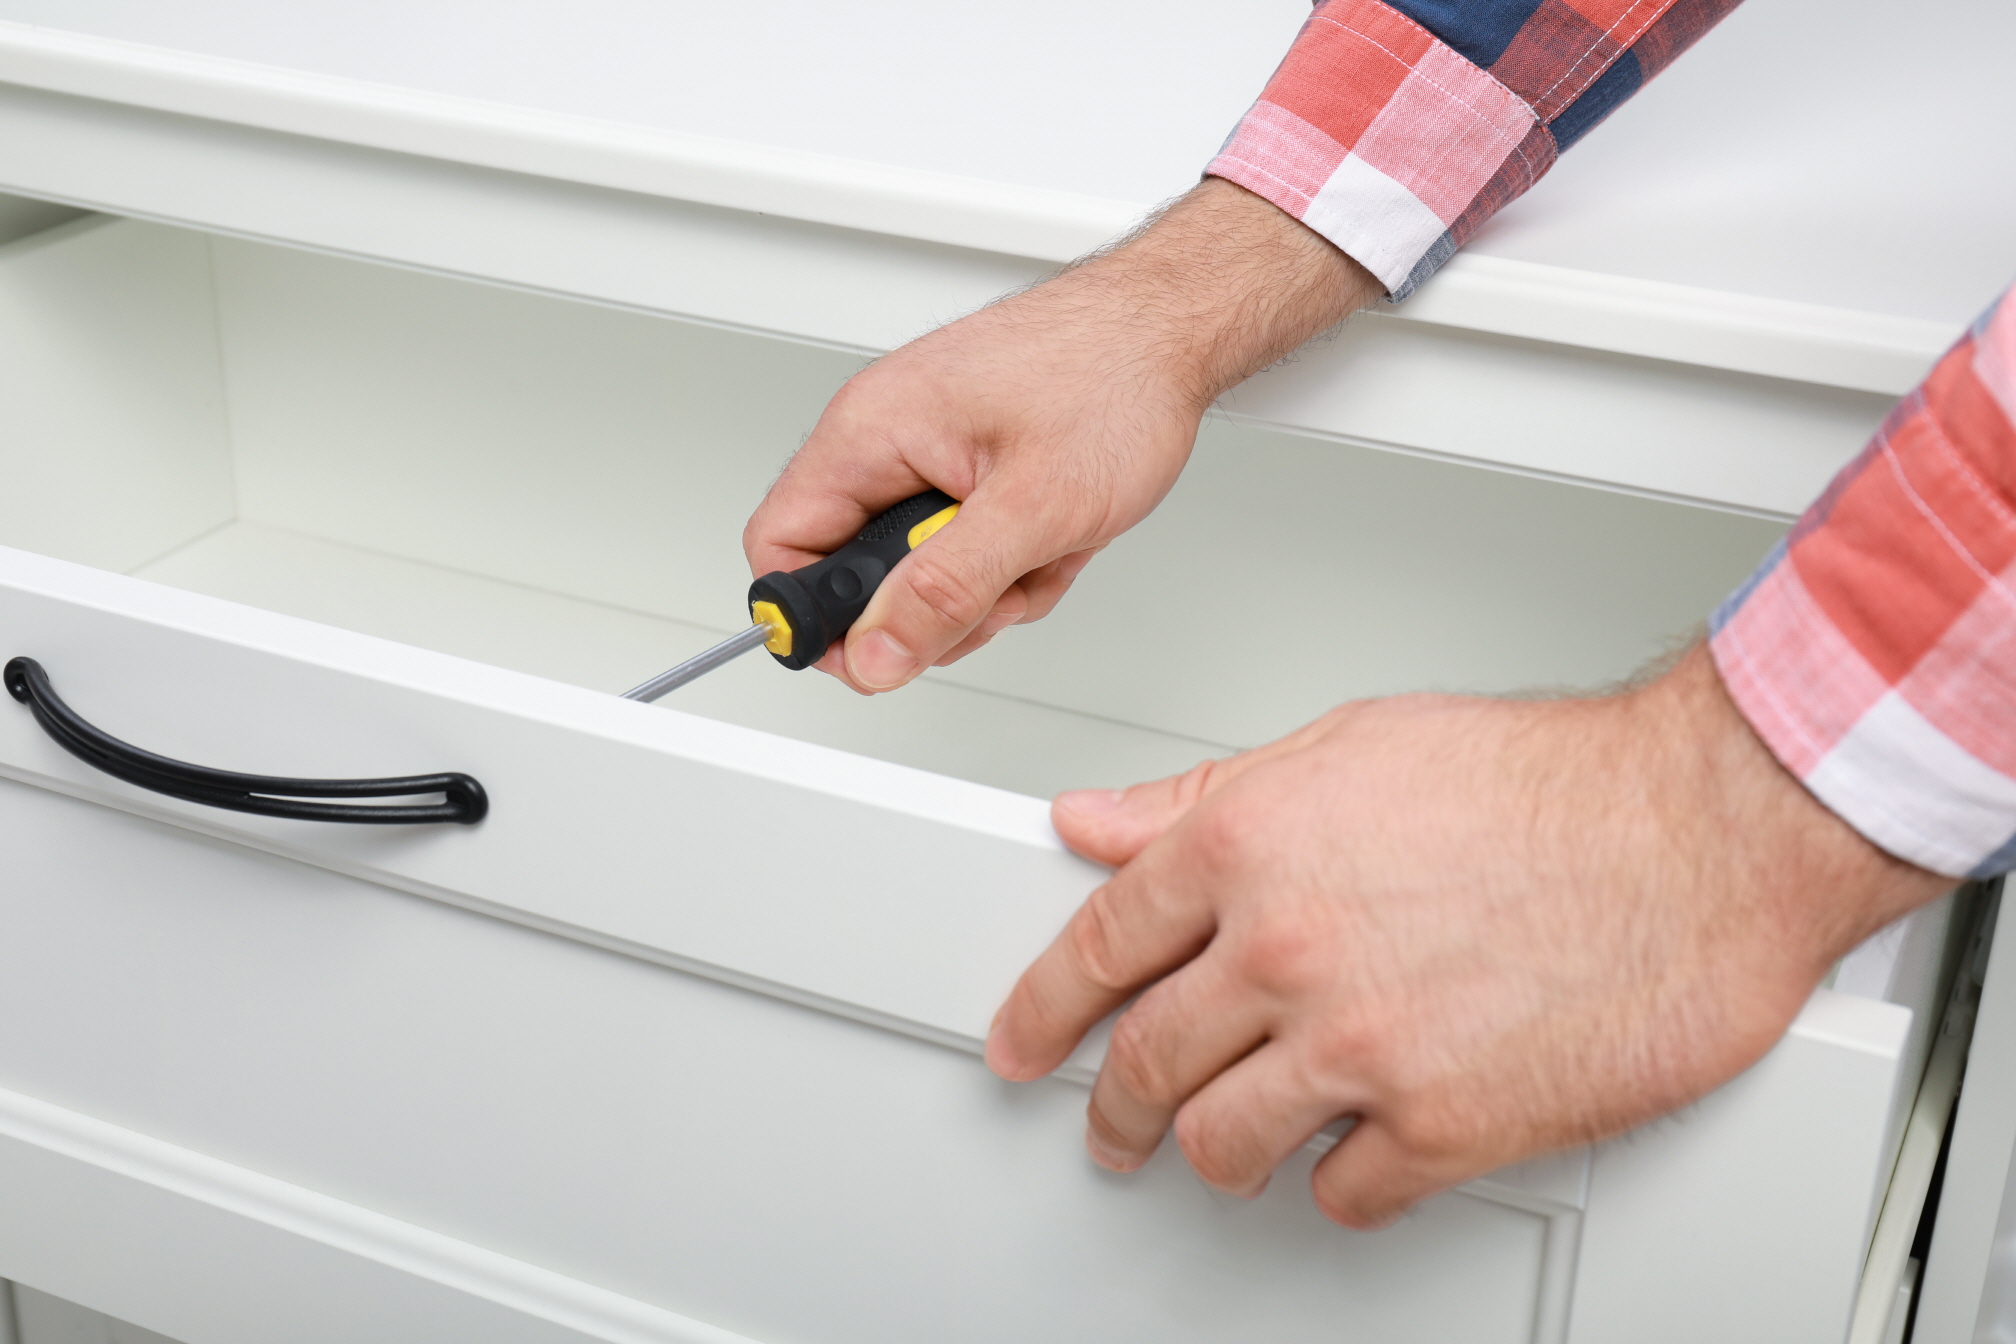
0, 123, 1896, 514
0, 763, 1923, 1344
0, 542, 1929, 1343
1567, 993, 1912, 1344
15, 1286, 181, 1344
0, 85, 1046, 358
207, 232, 868, 633
1227, 314, 1893, 521
0, 71, 1953, 405
0, 1088, 745, 1344
0, 779, 1555, 1344
1836, 891, 1966, 1217
0, 0, 1269, 209
0, 0, 2009, 331
1470, 0, 2016, 326
0, 217, 231, 572
1917, 894, 2014, 1344
0, 190, 83, 246
204, 231, 1790, 757
0, 200, 1959, 1342
1849, 973, 1971, 1344
133, 523, 1225, 797
0, 546, 1098, 1051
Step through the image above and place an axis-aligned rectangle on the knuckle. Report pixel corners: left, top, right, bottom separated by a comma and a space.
1171, 757, 1222, 808
1066, 890, 1139, 994
900, 554, 994, 636
1401, 1103, 1491, 1163
818, 371, 884, 425
1171, 1107, 1254, 1190
1232, 924, 1325, 997
1085, 1102, 1133, 1154
1305, 1015, 1396, 1083
1182, 796, 1255, 871
1105, 1016, 1178, 1106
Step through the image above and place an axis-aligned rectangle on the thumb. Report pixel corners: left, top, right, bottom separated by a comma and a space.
1053, 726, 1322, 866
840, 494, 1071, 692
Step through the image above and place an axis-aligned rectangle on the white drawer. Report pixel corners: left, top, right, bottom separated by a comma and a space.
0, 212, 1967, 1344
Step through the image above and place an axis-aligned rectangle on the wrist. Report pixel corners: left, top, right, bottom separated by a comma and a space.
1046, 178, 1382, 412
1640, 646, 1948, 975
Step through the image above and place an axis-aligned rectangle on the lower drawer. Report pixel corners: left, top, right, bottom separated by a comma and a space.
0, 767, 1961, 1344
0, 211, 1968, 1342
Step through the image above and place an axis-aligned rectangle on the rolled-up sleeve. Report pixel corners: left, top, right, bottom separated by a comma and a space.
1712, 287, 2016, 879
1208, 0, 1741, 297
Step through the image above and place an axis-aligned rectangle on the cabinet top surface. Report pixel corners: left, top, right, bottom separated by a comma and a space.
3, 0, 2014, 323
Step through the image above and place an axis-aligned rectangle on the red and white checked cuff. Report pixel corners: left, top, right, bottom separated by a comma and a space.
1207, 0, 1553, 298
1711, 290, 2016, 879
1207, 0, 1739, 298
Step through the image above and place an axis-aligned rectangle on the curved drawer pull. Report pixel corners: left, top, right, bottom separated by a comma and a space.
5, 657, 487, 825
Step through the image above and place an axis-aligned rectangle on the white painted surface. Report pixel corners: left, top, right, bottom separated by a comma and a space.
134, 523, 1224, 800
14, 1286, 181, 1344
0, 0, 2008, 327
0, 105, 1900, 515
0, 0, 1992, 502
1472, 0, 2016, 327
1566, 992, 1913, 1344
197, 227, 1790, 757
0, 774, 1563, 1344
0, 546, 1105, 1052
0, 202, 1967, 1343
0, 744, 1923, 1344
1391, 253, 1959, 397
0, 218, 231, 573
1848, 931, 1973, 1344
0, 14, 1972, 397
1920, 892, 2016, 1343
208, 216, 1893, 526
1838, 892, 1965, 1217
0, 190, 82, 246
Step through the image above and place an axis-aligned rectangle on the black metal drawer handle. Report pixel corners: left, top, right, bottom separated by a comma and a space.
5, 657, 487, 825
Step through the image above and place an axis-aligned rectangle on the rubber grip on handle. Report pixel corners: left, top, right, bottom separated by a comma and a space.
747, 489, 960, 671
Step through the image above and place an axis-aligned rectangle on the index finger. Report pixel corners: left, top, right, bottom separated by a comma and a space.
985, 839, 1218, 1082
742, 463, 940, 579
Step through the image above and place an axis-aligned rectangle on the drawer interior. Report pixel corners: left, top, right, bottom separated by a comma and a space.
0, 214, 1785, 798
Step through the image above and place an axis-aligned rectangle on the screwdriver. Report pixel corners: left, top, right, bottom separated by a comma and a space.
622, 489, 961, 703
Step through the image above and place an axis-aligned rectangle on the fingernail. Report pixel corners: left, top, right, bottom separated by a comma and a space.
849, 629, 919, 690
982, 1030, 1023, 1080
1056, 789, 1124, 817
1086, 1133, 1138, 1172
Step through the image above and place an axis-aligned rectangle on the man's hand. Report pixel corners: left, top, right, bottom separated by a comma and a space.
742, 178, 1380, 693
985, 646, 1948, 1227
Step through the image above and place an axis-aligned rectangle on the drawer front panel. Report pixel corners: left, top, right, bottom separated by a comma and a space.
0, 779, 1555, 1344
0, 543, 1919, 1344
0, 547, 1101, 1049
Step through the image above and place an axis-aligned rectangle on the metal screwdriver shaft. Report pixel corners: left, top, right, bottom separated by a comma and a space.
622, 622, 776, 703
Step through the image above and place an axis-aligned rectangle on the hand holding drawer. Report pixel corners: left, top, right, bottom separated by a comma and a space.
742, 176, 1382, 694
984, 643, 1950, 1227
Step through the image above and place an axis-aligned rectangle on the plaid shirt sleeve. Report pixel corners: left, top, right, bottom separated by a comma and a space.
1207, 0, 1742, 298
1209, 2, 2016, 878
1711, 287, 2016, 879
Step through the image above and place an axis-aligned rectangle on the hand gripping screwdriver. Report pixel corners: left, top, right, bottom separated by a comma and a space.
622, 490, 961, 702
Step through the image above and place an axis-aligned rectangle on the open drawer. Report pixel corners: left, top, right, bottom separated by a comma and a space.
0, 212, 1972, 1344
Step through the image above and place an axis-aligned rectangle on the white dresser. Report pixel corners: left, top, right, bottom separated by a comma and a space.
0, 2, 2011, 1341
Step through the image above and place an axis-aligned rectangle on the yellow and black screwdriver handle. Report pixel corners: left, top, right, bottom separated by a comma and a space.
747, 489, 960, 670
